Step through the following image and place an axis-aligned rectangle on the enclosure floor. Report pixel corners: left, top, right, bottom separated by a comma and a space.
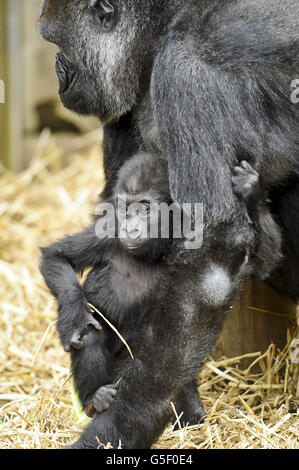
0, 132, 298, 449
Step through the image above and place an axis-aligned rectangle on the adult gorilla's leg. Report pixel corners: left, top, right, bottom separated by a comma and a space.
267, 178, 299, 302
66, 301, 226, 448
173, 380, 206, 427
66, 310, 222, 448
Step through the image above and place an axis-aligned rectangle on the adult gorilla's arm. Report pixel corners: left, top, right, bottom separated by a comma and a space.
267, 178, 299, 301
151, 0, 299, 213
102, 112, 141, 198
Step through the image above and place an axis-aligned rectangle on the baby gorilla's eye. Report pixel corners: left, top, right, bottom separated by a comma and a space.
89, 0, 116, 32
139, 204, 151, 216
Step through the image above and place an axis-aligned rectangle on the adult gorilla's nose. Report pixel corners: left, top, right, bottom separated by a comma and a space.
39, 0, 66, 19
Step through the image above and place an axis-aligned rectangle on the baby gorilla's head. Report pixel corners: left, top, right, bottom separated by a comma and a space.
114, 153, 173, 259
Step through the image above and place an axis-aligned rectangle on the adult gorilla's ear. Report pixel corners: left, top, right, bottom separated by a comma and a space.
88, 0, 117, 31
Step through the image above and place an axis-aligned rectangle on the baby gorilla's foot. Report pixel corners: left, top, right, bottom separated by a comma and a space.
232, 160, 260, 202
85, 385, 117, 418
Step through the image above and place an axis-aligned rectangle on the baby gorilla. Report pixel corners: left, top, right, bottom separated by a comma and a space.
41, 152, 176, 418
232, 160, 282, 279
41, 155, 281, 420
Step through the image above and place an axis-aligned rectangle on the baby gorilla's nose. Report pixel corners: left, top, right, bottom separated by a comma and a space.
120, 217, 146, 251
127, 221, 141, 239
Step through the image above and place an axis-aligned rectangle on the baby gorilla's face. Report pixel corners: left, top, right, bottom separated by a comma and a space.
116, 197, 170, 260
112, 152, 173, 259
118, 199, 152, 252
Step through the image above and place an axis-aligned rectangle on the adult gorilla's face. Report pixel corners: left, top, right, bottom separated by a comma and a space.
39, 0, 179, 122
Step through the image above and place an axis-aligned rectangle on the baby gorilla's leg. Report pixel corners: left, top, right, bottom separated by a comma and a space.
85, 385, 118, 418
71, 326, 114, 410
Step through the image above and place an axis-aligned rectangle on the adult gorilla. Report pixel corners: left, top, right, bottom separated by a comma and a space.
39, 0, 299, 448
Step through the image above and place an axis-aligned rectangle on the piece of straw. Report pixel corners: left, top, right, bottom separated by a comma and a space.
88, 303, 134, 361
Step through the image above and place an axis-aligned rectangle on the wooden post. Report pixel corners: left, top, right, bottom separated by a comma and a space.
0, 0, 24, 171
214, 281, 297, 364
0, 0, 9, 168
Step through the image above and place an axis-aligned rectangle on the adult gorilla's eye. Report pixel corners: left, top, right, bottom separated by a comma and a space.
89, 0, 116, 32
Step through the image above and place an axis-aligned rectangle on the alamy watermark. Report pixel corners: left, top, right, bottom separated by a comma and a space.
290, 338, 299, 364
290, 79, 299, 104
0, 79, 5, 104
94, 198, 204, 250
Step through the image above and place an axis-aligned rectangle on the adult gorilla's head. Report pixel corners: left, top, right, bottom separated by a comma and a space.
39, 0, 180, 122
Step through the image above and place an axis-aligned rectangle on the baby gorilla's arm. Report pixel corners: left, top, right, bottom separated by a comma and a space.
40, 225, 112, 351
232, 161, 282, 279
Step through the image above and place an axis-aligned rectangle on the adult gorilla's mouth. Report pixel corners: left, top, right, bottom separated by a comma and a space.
55, 52, 85, 112
56, 52, 76, 93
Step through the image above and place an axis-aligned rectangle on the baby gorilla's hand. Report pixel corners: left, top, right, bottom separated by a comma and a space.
85, 385, 118, 418
70, 309, 102, 351
57, 290, 102, 352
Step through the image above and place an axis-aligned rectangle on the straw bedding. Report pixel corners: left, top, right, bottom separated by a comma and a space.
0, 131, 298, 449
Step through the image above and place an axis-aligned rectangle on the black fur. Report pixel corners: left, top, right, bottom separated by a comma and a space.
232, 161, 282, 280
267, 177, 299, 301
39, 0, 299, 448
40, 153, 208, 439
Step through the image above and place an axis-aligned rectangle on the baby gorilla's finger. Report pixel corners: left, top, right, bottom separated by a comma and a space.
233, 166, 247, 176
70, 330, 84, 350
63, 343, 71, 353
232, 176, 247, 188
61, 331, 73, 352
86, 312, 102, 331
232, 176, 245, 184
240, 160, 251, 170
240, 160, 258, 175
92, 385, 117, 414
